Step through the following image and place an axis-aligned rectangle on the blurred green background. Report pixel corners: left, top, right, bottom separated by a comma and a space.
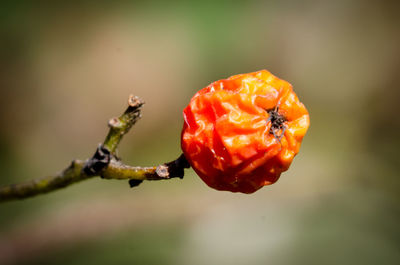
0, 1, 399, 264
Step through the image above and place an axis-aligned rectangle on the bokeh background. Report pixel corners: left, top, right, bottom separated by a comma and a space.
0, 1, 399, 264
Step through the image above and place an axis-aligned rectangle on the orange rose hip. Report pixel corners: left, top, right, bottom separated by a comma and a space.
181, 70, 310, 193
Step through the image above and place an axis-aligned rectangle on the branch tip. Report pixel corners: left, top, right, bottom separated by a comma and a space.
128, 94, 144, 108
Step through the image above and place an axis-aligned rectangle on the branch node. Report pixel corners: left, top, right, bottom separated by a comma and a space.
83, 144, 111, 176
108, 117, 123, 129
156, 165, 170, 178
157, 154, 190, 180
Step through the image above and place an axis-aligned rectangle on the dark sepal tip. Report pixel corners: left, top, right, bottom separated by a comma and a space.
129, 179, 143, 188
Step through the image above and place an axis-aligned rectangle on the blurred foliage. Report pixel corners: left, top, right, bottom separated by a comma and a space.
0, 0, 399, 265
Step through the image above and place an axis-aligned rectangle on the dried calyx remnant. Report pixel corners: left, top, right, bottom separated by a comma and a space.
267, 107, 287, 141
0, 95, 190, 202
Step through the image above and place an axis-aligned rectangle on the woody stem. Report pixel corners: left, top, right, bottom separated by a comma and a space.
0, 95, 189, 203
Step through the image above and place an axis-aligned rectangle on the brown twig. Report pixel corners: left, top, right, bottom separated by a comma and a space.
0, 95, 189, 202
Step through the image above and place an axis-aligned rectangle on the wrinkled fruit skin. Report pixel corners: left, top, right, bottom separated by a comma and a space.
181, 70, 310, 193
